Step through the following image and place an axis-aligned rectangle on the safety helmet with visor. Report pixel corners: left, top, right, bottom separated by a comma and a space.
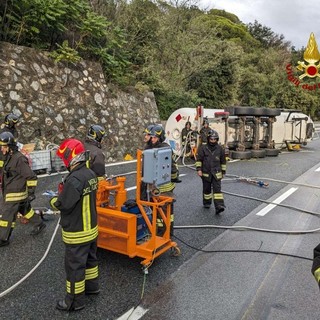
4, 113, 19, 128
143, 124, 154, 135
0, 131, 16, 147
150, 124, 165, 143
202, 117, 209, 126
207, 129, 219, 142
57, 138, 86, 168
87, 125, 106, 143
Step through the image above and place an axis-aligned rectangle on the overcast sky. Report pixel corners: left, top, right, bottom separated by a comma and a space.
198, 0, 320, 49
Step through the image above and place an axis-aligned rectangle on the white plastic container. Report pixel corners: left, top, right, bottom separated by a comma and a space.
29, 150, 52, 173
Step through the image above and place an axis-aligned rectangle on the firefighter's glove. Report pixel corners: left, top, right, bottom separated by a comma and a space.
49, 196, 59, 210
27, 188, 36, 202
58, 182, 64, 194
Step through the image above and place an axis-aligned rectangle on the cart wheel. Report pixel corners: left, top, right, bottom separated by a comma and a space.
171, 246, 181, 257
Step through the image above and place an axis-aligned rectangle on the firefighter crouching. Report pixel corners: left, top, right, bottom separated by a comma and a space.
149, 124, 181, 235
84, 124, 106, 180
50, 139, 99, 312
0, 132, 46, 247
196, 129, 226, 214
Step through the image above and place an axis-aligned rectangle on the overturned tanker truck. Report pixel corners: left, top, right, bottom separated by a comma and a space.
165, 106, 314, 159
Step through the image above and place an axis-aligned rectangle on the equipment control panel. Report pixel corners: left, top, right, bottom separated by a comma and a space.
143, 147, 172, 186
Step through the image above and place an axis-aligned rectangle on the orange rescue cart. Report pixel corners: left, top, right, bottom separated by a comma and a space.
96, 149, 181, 271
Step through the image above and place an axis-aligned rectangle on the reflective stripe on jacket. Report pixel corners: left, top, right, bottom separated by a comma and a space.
2, 150, 37, 202
54, 162, 98, 245
196, 143, 226, 178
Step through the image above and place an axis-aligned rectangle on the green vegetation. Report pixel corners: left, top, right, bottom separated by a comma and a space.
1, 0, 320, 119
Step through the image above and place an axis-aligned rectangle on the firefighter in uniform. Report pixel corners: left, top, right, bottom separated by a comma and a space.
0, 132, 45, 247
149, 124, 180, 235
143, 124, 154, 150
0, 113, 20, 180
181, 121, 193, 156
140, 124, 155, 201
84, 124, 106, 180
0, 113, 20, 140
199, 117, 210, 145
50, 139, 99, 311
196, 129, 226, 214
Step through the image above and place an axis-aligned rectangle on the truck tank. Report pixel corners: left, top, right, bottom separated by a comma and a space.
165, 107, 314, 158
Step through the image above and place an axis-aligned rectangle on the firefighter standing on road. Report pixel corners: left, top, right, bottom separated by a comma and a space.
196, 129, 226, 214
0, 132, 46, 247
140, 124, 155, 201
143, 124, 155, 150
181, 121, 194, 156
0, 113, 20, 178
84, 124, 106, 180
149, 124, 180, 235
50, 139, 99, 312
199, 117, 210, 145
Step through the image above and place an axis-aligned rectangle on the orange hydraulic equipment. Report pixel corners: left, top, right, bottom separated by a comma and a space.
96, 149, 180, 270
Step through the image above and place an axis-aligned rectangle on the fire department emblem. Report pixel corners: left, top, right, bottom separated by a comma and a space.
297, 33, 320, 79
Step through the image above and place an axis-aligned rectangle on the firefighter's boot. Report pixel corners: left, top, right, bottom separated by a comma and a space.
0, 240, 10, 247
56, 299, 85, 312
216, 205, 225, 214
29, 213, 46, 235
30, 222, 46, 235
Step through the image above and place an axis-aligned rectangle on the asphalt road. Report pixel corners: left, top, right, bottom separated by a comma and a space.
1, 136, 320, 320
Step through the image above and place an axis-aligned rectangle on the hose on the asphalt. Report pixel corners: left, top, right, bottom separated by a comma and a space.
173, 223, 320, 234
0, 217, 61, 299
171, 234, 313, 261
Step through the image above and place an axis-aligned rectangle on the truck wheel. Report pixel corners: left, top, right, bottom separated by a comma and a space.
251, 149, 266, 158
234, 107, 256, 116
265, 148, 280, 156
262, 108, 281, 116
230, 150, 252, 159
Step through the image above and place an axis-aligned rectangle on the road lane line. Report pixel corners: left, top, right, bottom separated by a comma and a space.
256, 187, 298, 216
315, 167, 320, 172
116, 306, 148, 320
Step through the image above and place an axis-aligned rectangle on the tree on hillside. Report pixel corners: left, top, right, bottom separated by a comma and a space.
0, 0, 131, 83
247, 20, 291, 50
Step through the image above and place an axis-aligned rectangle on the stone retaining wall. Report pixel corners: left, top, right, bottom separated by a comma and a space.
0, 42, 160, 162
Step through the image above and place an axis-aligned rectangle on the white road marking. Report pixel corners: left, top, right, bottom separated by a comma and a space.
256, 187, 298, 216
116, 306, 148, 320
315, 167, 320, 172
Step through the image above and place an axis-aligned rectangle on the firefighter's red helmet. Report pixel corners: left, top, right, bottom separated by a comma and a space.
57, 138, 85, 167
